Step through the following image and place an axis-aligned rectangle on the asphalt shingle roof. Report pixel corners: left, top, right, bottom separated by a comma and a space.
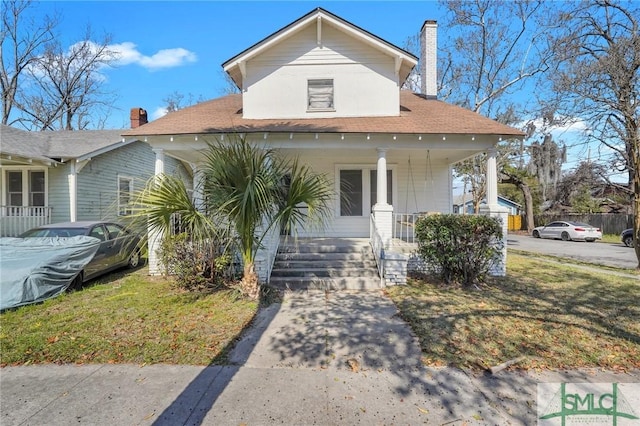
0, 125, 126, 161
123, 91, 525, 138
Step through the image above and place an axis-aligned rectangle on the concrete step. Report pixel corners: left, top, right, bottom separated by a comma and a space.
275, 252, 375, 262
268, 276, 382, 291
273, 260, 378, 269
270, 267, 380, 278
277, 244, 372, 254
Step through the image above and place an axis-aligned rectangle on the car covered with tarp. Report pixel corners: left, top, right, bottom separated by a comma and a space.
0, 236, 100, 311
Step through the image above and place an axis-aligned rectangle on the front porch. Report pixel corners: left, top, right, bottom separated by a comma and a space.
0, 206, 52, 237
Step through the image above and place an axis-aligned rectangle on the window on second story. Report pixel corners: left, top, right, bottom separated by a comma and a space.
118, 176, 133, 216
308, 79, 334, 111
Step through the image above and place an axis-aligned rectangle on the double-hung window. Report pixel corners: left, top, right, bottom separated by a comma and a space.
308, 79, 334, 110
118, 176, 133, 216
5, 170, 46, 207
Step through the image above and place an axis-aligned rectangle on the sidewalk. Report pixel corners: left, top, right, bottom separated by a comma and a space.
2, 290, 639, 425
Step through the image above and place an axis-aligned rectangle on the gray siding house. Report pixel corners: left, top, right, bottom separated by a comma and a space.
0, 121, 192, 237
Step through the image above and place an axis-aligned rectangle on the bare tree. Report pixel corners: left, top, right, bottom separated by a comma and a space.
17, 27, 118, 130
0, 0, 58, 125
437, 0, 554, 211
162, 91, 205, 114
548, 0, 640, 266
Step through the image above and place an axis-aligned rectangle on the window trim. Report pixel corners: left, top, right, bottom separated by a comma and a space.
307, 78, 335, 112
117, 175, 134, 216
2, 167, 48, 207
334, 164, 396, 218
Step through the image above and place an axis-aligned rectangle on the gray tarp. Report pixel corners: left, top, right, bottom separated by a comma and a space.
0, 236, 100, 311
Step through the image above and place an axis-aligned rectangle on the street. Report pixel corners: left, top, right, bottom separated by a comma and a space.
507, 233, 638, 270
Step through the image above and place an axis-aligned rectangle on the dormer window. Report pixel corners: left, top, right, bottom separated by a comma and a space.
308, 79, 334, 111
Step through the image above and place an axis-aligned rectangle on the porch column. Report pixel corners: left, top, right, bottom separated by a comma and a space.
148, 148, 165, 275
68, 161, 77, 222
373, 148, 393, 248
480, 146, 508, 276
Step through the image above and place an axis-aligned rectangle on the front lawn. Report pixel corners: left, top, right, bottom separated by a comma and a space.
385, 253, 640, 371
0, 269, 258, 366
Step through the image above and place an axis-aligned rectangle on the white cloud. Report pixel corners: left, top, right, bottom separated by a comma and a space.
151, 107, 168, 120
110, 42, 197, 70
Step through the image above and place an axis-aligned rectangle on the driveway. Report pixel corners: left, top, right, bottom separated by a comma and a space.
507, 233, 638, 270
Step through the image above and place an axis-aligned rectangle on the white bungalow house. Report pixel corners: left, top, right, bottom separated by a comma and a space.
0, 121, 191, 237
122, 8, 524, 284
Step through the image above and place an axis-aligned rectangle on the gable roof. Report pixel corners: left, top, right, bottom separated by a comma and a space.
223, 7, 418, 90
123, 91, 524, 138
0, 125, 135, 164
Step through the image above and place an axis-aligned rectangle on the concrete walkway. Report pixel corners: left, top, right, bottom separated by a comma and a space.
2, 290, 639, 425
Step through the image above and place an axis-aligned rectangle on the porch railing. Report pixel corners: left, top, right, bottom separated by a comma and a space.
0, 206, 52, 237
369, 214, 385, 278
393, 212, 427, 245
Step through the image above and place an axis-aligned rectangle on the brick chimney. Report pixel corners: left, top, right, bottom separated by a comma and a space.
130, 107, 148, 128
420, 20, 438, 99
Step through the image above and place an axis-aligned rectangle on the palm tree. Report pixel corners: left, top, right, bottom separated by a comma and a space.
135, 135, 333, 299
202, 136, 332, 298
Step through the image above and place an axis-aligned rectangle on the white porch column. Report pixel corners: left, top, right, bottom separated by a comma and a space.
480, 146, 508, 276
148, 148, 165, 275
486, 147, 498, 207
68, 161, 77, 222
372, 148, 393, 248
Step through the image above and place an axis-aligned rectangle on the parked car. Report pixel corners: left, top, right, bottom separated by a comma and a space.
621, 228, 634, 247
20, 221, 143, 288
532, 221, 602, 242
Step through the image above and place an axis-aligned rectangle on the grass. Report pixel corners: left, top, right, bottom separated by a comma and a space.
601, 233, 623, 244
0, 269, 258, 366
385, 253, 640, 372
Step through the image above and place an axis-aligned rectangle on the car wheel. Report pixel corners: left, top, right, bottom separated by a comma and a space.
69, 271, 83, 291
623, 235, 634, 247
561, 232, 571, 241
532, 230, 540, 238
128, 250, 141, 268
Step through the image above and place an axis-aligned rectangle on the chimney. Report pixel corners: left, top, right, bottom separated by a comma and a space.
420, 20, 438, 99
130, 107, 148, 128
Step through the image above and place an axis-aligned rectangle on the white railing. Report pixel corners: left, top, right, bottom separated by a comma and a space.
393, 212, 426, 245
369, 214, 385, 278
0, 206, 52, 237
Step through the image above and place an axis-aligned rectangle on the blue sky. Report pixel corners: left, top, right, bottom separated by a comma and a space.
35, 1, 445, 129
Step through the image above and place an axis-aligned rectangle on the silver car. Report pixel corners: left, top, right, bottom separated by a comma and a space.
20, 221, 142, 288
532, 221, 602, 242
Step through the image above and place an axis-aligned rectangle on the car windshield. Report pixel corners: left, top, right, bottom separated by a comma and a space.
570, 222, 592, 227
21, 228, 87, 238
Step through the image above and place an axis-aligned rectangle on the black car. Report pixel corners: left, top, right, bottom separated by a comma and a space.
21, 221, 143, 287
621, 228, 634, 247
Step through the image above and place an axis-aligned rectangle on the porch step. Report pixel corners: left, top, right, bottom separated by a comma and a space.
268, 238, 382, 291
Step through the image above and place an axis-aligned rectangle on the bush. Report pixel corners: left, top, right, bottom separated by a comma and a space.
157, 233, 232, 291
414, 214, 504, 286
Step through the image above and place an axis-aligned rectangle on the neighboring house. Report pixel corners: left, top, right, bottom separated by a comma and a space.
122, 8, 524, 280
0, 120, 192, 237
453, 194, 522, 215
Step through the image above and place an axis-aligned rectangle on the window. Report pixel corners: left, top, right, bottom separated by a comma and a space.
118, 176, 133, 216
308, 79, 334, 110
29, 171, 45, 206
340, 170, 363, 216
7, 171, 23, 206
4, 169, 46, 207
338, 167, 394, 217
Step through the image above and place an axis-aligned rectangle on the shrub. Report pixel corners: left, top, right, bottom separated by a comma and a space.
157, 233, 233, 291
414, 214, 504, 286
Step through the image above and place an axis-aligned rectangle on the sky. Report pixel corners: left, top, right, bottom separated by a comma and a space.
33, 1, 446, 129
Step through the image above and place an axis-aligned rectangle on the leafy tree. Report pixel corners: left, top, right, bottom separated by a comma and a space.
1, 0, 58, 125
547, 0, 640, 266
